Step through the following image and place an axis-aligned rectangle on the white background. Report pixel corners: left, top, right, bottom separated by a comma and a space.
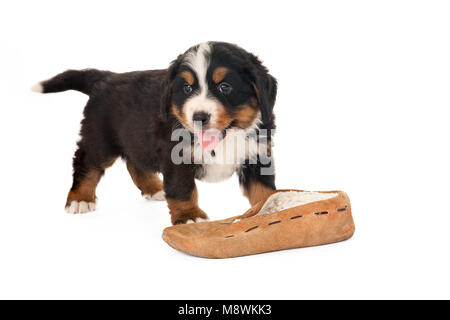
1, 0, 449, 299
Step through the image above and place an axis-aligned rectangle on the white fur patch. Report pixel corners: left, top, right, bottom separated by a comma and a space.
31, 82, 43, 93
194, 115, 263, 183
183, 42, 218, 129
257, 191, 338, 216
66, 200, 96, 214
186, 217, 209, 224
184, 42, 210, 95
143, 190, 166, 201
198, 163, 237, 183
184, 96, 220, 129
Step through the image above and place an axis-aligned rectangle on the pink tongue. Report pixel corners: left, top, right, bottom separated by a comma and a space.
199, 129, 221, 150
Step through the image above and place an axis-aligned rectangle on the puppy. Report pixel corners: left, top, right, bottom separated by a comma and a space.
33, 41, 278, 224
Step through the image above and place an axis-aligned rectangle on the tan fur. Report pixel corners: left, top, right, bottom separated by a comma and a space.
171, 104, 187, 126
215, 105, 235, 130
166, 187, 208, 224
127, 163, 163, 196
66, 170, 102, 205
181, 71, 195, 86
234, 103, 259, 128
212, 67, 228, 83
244, 180, 275, 206
66, 158, 116, 206
251, 83, 261, 105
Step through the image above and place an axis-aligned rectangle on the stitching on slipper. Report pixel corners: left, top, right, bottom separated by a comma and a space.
245, 226, 259, 232
225, 203, 349, 238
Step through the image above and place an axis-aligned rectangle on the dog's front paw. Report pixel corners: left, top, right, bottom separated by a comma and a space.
143, 190, 166, 201
171, 208, 209, 225
186, 217, 209, 224
65, 200, 96, 214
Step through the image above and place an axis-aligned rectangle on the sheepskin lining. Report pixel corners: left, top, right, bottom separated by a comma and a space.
256, 191, 338, 216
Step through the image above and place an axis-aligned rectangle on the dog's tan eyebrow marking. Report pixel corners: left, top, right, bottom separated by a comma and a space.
212, 67, 229, 83
180, 71, 195, 85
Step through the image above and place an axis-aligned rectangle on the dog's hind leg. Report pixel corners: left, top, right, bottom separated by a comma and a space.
126, 162, 165, 201
65, 145, 117, 214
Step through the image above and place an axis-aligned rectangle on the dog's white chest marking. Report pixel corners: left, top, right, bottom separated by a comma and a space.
194, 127, 261, 183
200, 163, 238, 183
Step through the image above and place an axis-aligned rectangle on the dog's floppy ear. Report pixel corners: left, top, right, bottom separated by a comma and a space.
160, 55, 183, 120
248, 55, 278, 125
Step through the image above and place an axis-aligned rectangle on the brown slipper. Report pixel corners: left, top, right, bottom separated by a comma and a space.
162, 189, 355, 258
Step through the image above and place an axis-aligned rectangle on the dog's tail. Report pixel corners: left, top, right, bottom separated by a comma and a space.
31, 69, 110, 95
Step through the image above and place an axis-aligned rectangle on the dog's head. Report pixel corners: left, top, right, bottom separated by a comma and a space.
162, 42, 277, 137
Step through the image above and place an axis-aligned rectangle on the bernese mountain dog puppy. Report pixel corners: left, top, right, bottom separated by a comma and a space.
33, 41, 278, 224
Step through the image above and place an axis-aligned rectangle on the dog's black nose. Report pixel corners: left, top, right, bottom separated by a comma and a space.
193, 112, 211, 125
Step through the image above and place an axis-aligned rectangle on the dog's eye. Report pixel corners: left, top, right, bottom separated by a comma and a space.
183, 83, 193, 94
218, 82, 232, 94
